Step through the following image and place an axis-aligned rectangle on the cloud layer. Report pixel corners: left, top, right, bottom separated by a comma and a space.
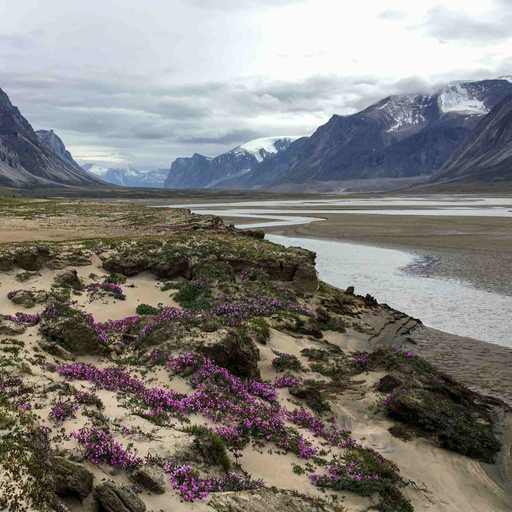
0, 0, 510, 168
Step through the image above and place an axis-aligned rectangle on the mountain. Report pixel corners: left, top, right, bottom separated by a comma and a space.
230, 78, 512, 190
83, 164, 168, 188
166, 78, 511, 191
164, 136, 301, 189
432, 95, 512, 184
0, 88, 103, 187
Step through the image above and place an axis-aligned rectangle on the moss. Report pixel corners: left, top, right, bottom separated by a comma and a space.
184, 425, 232, 472
136, 303, 160, 316
174, 280, 212, 310
272, 352, 303, 372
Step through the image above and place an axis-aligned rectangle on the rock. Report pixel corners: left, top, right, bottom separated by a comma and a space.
199, 329, 260, 378
8, 289, 48, 308
94, 483, 146, 512
103, 254, 150, 277
0, 315, 26, 335
0, 252, 15, 271
376, 374, 402, 393
386, 387, 500, 463
130, 466, 166, 494
40, 305, 102, 355
209, 488, 337, 512
54, 270, 83, 290
14, 246, 50, 271
345, 286, 355, 295
150, 257, 190, 279
292, 264, 318, 294
53, 457, 93, 500
39, 341, 73, 360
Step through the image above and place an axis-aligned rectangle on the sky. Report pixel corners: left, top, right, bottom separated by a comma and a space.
0, 0, 511, 169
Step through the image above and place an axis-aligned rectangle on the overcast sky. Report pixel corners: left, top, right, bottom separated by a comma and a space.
0, 0, 511, 168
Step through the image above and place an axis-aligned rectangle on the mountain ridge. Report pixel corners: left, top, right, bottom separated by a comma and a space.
0, 88, 103, 188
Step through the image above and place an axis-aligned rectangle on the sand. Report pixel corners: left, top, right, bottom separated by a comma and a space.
2, 256, 510, 511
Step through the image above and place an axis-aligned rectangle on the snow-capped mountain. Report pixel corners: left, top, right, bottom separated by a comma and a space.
227, 77, 512, 189
164, 136, 301, 189
83, 164, 168, 188
433, 95, 512, 184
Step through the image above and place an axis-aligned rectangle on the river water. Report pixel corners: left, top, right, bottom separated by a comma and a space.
164, 197, 512, 347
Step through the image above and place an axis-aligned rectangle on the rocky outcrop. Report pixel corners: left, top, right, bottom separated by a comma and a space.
94, 483, 146, 512
7, 289, 48, 308
40, 305, 102, 355
14, 246, 51, 271
54, 269, 83, 290
130, 466, 167, 494
199, 329, 261, 379
52, 456, 94, 500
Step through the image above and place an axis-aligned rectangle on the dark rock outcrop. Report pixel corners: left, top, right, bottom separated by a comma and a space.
130, 466, 166, 494
94, 483, 146, 512
52, 457, 94, 500
40, 305, 102, 355
199, 329, 261, 379
54, 269, 83, 290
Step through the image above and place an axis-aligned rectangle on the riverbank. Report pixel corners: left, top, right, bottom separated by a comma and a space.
261, 212, 512, 297
0, 195, 511, 512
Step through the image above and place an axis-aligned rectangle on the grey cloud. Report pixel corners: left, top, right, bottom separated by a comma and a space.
418, 5, 512, 44
177, 129, 262, 146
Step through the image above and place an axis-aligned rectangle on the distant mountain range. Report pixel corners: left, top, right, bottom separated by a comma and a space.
2, 77, 512, 190
164, 136, 301, 189
0, 88, 102, 187
83, 165, 168, 188
164, 77, 512, 191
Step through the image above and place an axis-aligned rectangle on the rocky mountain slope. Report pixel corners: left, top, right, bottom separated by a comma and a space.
164, 136, 301, 189
432, 95, 512, 184
0, 198, 511, 512
165, 78, 512, 191
83, 164, 168, 188
0, 88, 103, 188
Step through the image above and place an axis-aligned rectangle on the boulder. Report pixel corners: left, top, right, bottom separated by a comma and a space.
150, 257, 190, 279
376, 374, 402, 393
292, 264, 318, 294
0, 315, 26, 335
40, 306, 102, 355
52, 457, 93, 500
199, 329, 260, 378
102, 254, 150, 277
386, 387, 500, 463
94, 483, 146, 512
130, 466, 166, 494
8, 289, 48, 308
0, 252, 15, 271
54, 270, 83, 290
14, 246, 50, 271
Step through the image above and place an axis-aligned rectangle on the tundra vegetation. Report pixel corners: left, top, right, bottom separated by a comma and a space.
0, 197, 507, 512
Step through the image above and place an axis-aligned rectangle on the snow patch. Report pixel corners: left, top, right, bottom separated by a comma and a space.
383, 95, 430, 133
438, 83, 488, 115
234, 136, 301, 162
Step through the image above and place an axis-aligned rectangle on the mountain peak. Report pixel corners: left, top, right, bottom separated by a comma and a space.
0, 88, 13, 109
